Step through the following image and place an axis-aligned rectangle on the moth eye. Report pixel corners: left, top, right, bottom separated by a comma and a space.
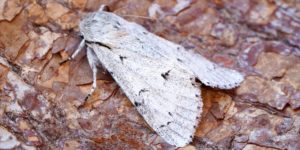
79, 33, 84, 38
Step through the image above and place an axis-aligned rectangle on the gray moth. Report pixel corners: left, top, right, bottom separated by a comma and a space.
68, 5, 244, 147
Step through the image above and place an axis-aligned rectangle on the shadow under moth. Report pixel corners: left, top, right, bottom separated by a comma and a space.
67, 5, 244, 147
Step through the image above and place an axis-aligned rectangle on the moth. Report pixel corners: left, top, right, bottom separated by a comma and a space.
67, 5, 244, 147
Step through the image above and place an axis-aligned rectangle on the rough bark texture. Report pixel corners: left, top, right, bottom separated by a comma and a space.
0, 0, 299, 149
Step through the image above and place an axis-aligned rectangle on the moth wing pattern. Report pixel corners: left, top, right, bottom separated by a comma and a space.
125, 26, 245, 90
87, 43, 202, 147
81, 12, 203, 147
79, 11, 244, 147
80, 11, 244, 91
174, 48, 244, 89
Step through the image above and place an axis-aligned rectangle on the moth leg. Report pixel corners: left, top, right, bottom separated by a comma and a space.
70, 39, 85, 60
149, 134, 159, 146
60, 40, 85, 64
80, 86, 119, 108
84, 47, 101, 100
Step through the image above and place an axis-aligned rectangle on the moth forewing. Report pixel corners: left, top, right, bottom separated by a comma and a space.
74, 8, 243, 147
87, 42, 203, 147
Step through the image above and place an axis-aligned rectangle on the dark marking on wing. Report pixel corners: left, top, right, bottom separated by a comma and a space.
159, 125, 165, 128
161, 70, 171, 80
119, 55, 127, 63
168, 112, 173, 116
138, 88, 149, 95
113, 25, 120, 29
134, 101, 142, 107
86, 40, 111, 50
136, 37, 142, 43
159, 122, 172, 128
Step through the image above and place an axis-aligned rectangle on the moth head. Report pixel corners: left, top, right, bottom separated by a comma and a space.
79, 11, 123, 41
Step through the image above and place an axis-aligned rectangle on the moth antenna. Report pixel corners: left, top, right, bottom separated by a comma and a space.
111, 6, 156, 21
120, 14, 156, 21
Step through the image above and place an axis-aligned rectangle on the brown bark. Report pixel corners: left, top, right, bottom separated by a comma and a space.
0, 0, 299, 149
